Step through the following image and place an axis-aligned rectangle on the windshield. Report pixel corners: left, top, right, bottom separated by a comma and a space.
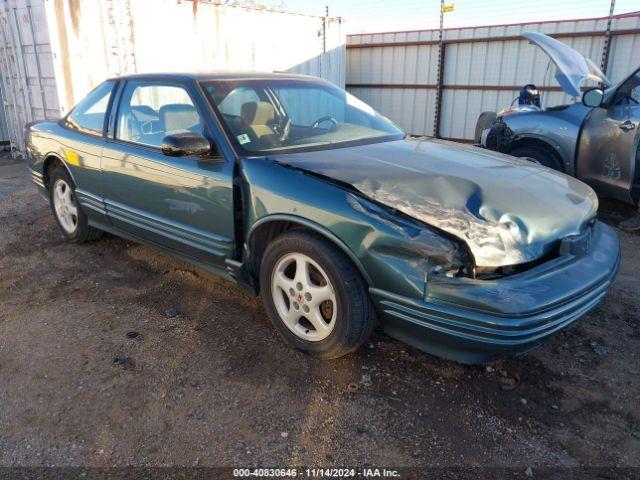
201, 79, 404, 155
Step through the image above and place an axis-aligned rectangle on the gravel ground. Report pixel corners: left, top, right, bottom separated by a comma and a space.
0, 152, 639, 472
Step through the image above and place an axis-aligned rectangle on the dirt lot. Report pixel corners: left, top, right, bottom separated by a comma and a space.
1, 152, 639, 472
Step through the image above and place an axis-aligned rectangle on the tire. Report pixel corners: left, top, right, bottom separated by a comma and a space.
48, 166, 102, 243
259, 230, 375, 359
474, 111, 497, 143
508, 145, 564, 172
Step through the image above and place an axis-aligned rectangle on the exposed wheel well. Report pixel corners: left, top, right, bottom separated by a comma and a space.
505, 138, 565, 172
42, 155, 67, 188
245, 220, 370, 290
246, 220, 294, 278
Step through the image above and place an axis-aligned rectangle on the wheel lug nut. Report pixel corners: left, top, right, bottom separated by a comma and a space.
289, 288, 295, 296
292, 302, 299, 310
302, 305, 310, 313
305, 292, 312, 301
296, 282, 303, 291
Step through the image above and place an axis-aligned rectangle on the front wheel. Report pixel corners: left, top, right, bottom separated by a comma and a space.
260, 230, 375, 359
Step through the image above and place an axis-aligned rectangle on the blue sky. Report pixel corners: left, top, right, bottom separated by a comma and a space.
281, 0, 639, 33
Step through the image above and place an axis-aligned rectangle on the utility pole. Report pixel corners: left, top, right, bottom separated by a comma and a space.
323, 5, 328, 54
433, 0, 445, 138
600, 0, 615, 76
320, 5, 328, 79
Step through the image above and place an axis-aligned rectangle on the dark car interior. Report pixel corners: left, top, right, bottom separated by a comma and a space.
203, 80, 402, 153
221, 96, 337, 150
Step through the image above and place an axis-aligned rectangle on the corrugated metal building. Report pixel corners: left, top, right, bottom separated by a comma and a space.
347, 12, 640, 141
0, 0, 345, 153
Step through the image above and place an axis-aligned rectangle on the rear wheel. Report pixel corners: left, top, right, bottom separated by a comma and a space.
260, 230, 375, 359
48, 166, 102, 243
508, 145, 563, 171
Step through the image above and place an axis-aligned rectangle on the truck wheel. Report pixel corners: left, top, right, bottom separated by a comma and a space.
474, 111, 497, 143
48, 166, 102, 243
508, 145, 563, 172
260, 230, 375, 359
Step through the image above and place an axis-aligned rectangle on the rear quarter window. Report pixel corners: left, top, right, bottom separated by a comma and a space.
65, 81, 115, 135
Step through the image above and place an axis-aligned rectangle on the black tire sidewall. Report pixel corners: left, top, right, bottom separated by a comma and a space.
509, 145, 562, 171
259, 231, 369, 358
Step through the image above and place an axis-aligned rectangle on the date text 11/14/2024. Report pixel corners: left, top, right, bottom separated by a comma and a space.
233, 468, 401, 478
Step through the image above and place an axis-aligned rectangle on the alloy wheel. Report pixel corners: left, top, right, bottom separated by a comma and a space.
271, 252, 337, 341
52, 179, 78, 234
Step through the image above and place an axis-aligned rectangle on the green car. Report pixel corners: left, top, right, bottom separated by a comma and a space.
26, 73, 620, 363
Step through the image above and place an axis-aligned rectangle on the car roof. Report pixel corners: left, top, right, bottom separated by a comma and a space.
107, 71, 324, 82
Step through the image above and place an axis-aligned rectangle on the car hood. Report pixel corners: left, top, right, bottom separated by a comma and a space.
268, 139, 598, 268
522, 31, 611, 97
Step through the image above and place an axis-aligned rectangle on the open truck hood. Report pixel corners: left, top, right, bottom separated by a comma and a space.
270, 139, 598, 268
522, 31, 611, 97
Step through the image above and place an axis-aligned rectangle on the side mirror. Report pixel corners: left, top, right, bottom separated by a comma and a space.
161, 132, 211, 157
582, 88, 604, 108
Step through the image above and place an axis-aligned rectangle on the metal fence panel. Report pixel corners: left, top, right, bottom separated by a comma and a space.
288, 17, 346, 87
346, 13, 640, 140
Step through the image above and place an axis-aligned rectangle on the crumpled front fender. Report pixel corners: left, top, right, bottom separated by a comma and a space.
240, 158, 469, 300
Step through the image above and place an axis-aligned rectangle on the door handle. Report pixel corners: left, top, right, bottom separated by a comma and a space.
619, 120, 636, 132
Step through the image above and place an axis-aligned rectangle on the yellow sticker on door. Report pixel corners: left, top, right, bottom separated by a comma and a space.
64, 149, 80, 166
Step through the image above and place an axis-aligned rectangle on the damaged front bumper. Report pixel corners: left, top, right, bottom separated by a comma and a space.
370, 221, 620, 364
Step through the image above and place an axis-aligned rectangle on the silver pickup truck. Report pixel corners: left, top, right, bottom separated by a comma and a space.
478, 32, 640, 230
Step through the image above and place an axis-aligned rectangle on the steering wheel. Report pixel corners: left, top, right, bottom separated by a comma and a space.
140, 120, 156, 135
311, 116, 339, 129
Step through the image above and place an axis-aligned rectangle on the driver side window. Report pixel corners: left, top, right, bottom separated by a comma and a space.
116, 82, 204, 148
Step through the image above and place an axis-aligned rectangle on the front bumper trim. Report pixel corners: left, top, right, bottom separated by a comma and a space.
372, 273, 610, 346
370, 222, 620, 364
